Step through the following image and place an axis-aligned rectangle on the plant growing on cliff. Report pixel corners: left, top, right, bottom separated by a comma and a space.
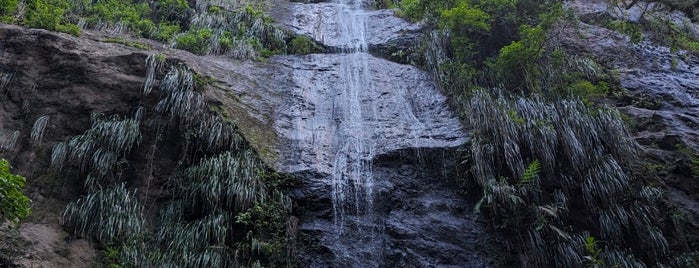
62, 183, 144, 244
0, 0, 18, 22
1, 131, 20, 154
30, 115, 49, 144
467, 90, 685, 266
0, 159, 31, 225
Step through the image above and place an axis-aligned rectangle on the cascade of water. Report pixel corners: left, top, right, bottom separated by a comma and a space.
328, 0, 381, 265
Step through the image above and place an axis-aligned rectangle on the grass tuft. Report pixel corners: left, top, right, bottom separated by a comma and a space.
30, 115, 49, 144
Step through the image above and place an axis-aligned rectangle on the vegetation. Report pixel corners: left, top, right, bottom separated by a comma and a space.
48, 59, 296, 267
30, 115, 49, 144
63, 184, 144, 244
398, 0, 699, 266
0, 159, 31, 225
289, 35, 314, 55
0, 0, 317, 58
102, 37, 151, 50
601, 0, 699, 53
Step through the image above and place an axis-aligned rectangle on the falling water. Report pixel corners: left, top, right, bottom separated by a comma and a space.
329, 0, 381, 265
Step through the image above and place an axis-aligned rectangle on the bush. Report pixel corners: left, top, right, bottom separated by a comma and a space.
152, 22, 180, 42
155, 0, 189, 23
289, 35, 313, 55
0, 0, 19, 22
56, 23, 81, 36
175, 28, 212, 54
0, 159, 31, 225
23, 0, 66, 31
85, 0, 153, 36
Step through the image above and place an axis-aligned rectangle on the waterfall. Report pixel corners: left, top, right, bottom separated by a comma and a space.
278, 1, 489, 266
329, 0, 381, 265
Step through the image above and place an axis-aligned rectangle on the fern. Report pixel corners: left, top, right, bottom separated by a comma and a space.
520, 159, 541, 185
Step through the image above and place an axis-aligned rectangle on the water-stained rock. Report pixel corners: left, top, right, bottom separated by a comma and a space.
271, 1, 422, 54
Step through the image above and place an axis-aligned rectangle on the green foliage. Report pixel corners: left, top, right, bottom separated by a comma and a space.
155, 0, 189, 23
645, 13, 699, 53
78, 0, 154, 36
103, 37, 151, 50
23, 0, 67, 31
439, 1, 491, 34
207, 5, 223, 15
569, 80, 608, 105
0, 159, 31, 225
175, 28, 212, 54
606, 20, 643, 43
151, 22, 180, 42
677, 145, 699, 178
520, 160, 540, 185
55, 23, 81, 36
400, 0, 562, 93
63, 183, 143, 244
289, 35, 313, 55
100, 246, 124, 268
492, 24, 546, 91
583, 235, 604, 267
0, 0, 19, 22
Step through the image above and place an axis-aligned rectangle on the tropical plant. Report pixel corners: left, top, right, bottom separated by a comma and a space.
0, 159, 31, 224
467, 90, 679, 266
62, 183, 144, 244
30, 115, 49, 144
0, 130, 20, 153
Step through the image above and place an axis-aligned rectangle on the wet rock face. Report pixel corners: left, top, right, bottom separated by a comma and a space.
290, 149, 492, 268
266, 53, 466, 174
261, 0, 494, 266
271, 1, 422, 60
218, 45, 486, 268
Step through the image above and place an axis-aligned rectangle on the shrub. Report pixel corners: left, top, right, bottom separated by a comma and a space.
56, 23, 81, 36
175, 28, 212, 54
155, 0, 189, 23
23, 0, 66, 31
0, 0, 18, 22
63, 183, 144, 244
85, 0, 153, 36
289, 35, 313, 55
152, 22, 180, 42
0, 159, 31, 225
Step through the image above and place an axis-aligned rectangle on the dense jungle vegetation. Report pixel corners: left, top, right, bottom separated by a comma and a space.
387, 0, 699, 266
0, 0, 320, 58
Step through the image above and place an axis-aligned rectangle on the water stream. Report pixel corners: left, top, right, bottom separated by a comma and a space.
260, 1, 492, 266
329, 1, 381, 265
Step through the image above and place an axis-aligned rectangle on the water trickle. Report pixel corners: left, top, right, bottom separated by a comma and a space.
259, 1, 489, 266
327, 0, 382, 265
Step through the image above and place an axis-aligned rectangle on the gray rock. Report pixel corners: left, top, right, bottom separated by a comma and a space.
273, 2, 422, 51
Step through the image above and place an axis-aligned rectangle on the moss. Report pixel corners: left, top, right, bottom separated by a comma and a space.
102, 37, 151, 50
55, 23, 80, 36
605, 20, 644, 43
192, 73, 215, 90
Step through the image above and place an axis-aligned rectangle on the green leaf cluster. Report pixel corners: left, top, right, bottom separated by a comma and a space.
0, 159, 31, 225
175, 28, 212, 54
